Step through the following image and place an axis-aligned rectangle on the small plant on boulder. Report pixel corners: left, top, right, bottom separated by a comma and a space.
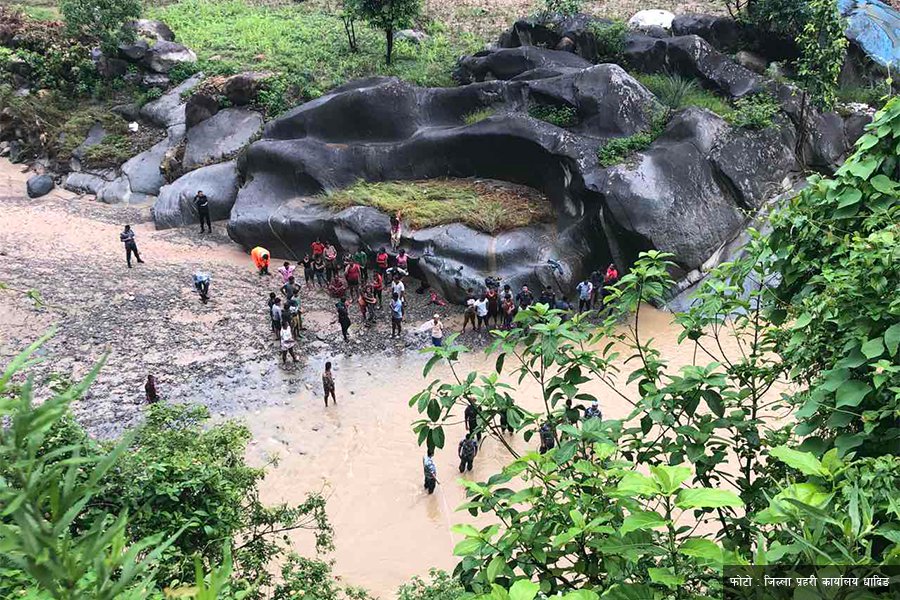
588, 20, 628, 63
596, 114, 667, 167
728, 92, 781, 129
528, 104, 578, 128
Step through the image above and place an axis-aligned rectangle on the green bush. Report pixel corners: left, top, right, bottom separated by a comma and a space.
589, 20, 628, 63
397, 569, 465, 600
59, 0, 141, 55
728, 92, 781, 129
528, 104, 578, 128
596, 114, 667, 167
539, 0, 583, 18
744, 0, 810, 40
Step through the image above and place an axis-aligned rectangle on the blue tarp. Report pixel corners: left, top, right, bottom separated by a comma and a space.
838, 0, 900, 68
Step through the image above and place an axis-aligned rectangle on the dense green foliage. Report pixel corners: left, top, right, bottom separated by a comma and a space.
539, 0, 583, 19
587, 21, 628, 64
413, 97, 900, 597
728, 92, 781, 128
0, 343, 341, 599
636, 73, 733, 119
795, 0, 848, 109
59, 0, 141, 55
527, 104, 578, 128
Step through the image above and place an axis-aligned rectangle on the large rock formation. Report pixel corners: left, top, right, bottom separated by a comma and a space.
153, 161, 240, 229
182, 108, 263, 170
221, 66, 858, 302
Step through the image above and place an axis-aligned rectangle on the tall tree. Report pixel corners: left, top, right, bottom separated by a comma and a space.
352, 0, 421, 65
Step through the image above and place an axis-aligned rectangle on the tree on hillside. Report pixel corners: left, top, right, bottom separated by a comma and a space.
350, 0, 421, 65
59, 0, 141, 54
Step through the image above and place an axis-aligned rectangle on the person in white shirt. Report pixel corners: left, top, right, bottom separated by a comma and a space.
431, 314, 444, 347
576, 279, 593, 313
474, 295, 489, 332
391, 275, 405, 299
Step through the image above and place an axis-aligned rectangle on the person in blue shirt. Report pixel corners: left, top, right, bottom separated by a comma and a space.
193, 272, 210, 303
390, 292, 404, 338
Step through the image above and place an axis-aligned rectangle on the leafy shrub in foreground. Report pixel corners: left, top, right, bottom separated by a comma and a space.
728, 92, 781, 129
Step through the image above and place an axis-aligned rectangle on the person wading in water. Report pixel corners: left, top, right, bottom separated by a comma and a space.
423, 448, 438, 494
322, 361, 336, 406
458, 432, 478, 473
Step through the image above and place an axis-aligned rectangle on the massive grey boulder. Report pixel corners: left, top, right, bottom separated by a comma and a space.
185, 93, 219, 129
454, 47, 592, 84
153, 161, 240, 229
143, 41, 197, 74
140, 74, 204, 128
122, 130, 184, 196
63, 170, 117, 195
624, 34, 764, 98
671, 14, 743, 53
129, 19, 176, 42
182, 108, 263, 170
598, 109, 745, 273
497, 14, 613, 62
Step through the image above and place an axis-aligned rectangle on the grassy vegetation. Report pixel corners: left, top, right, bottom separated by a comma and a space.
836, 81, 892, 108
636, 73, 733, 119
463, 107, 496, 125
596, 115, 667, 167
323, 179, 554, 233
148, 0, 482, 102
528, 104, 578, 128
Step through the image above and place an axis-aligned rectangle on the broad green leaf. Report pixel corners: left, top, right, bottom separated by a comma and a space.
453, 538, 483, 556
601, 584, 656, 600
846, 157, 879, 179
648, 567, 684, 589
870, 174, 898, 194
452, 524, 480, 537
885, 323, 900, 356
676, 488, 744, 509
769, 446, 827, 477
509, 579, 539, 600
835, 187, 862, 208
486, 555, 505, 582
615, 472, 658, 496
620, 510, 666, 535
678, 538, 723, 563
561, 592, 599, 600
861, 337, 885, 359
431, 426, 445, 450
649, 465, 692, 494
835, 379, 871, 408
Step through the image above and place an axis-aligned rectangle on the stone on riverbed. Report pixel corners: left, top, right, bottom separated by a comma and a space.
26, 173, 54, 198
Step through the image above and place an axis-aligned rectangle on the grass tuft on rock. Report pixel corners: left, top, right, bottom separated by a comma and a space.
323, 179, 554, 234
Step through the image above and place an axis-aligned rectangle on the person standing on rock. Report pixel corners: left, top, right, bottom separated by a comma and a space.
361, 284, 377, 323
345, 259, 362, 301
194, 190, 211, 233
372, 270, 384, 309
375, 247, 390, 279
423, 448, 438, 494
120, 225, 144, 268
278, 261, 295, 284
311, 238, 325, 261
486, 286, 499, 328
390, 211, 402, 250
589, 269, 603, 309
458, 432, 478, 473
603, 263, 619, 304
353, 248, 369, 282
251, 246, 270, 276
282, 275, 301, 302
270, 297, 283, 339
462, 289, 477, 333
390, 274, 405, 301
280, 320, 299, 364
313, 254, 327, 287
288, 296, 303, 336
396, 248, 409, 273
324, 242, 338, 282
390, 291, 404, 338
475, 294, 489, 332
336, 298, 352, 342
516, 285, 534, 311
502, 293, 516, 330
322, 361, 336, 406
576, 278, 593, 313
301, 254, 313, 289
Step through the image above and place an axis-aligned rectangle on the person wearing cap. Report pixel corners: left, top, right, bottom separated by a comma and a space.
251, 246, 270, 275
431, 314, 445, 347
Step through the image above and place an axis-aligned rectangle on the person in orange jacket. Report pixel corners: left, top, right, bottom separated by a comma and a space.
251, 246, 270, 276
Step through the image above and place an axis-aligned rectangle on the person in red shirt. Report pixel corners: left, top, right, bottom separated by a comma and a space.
372, 271, 384, 308
375, 247, 389, 278
311, 239, 325, 259
345, 260, 361, 300
603, 263, 619, 304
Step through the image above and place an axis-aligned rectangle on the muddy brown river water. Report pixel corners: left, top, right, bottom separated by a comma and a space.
243, 308, 725, 596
